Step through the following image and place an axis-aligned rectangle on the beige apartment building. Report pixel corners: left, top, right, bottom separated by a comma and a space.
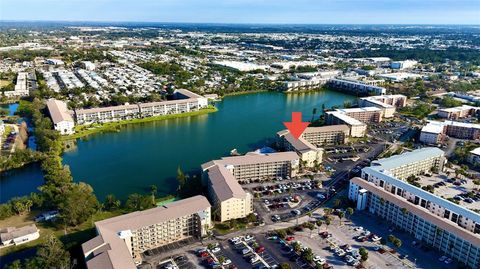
277, 130, 323, 168
325, 111, 367, 137
437, 105, 480, 120
363, 147, 446, 181
359, 94, 407, 118
82, 196, 211, 269
202, 152, 300, 183
420, 121, 480, 144
75, 89, 208, 125
301, 125, 350, 145
336, 107, 383, 123
204, 164, 253, 222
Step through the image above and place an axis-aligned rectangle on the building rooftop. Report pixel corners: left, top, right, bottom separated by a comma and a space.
337, 107, 382, 113
0, 224, 38, 243
470, 147, 480, 157
421, 121, 445, 134
207, 165, 247, 202
46, 99, 74, 124
326, 111, 365, 126
369, 147, 445, 172
216, 151, 299, 166
281, 132, 318, 153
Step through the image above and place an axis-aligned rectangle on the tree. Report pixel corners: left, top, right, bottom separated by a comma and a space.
278, 262, 292, 269
104, 194, 121, 210
5, 260, 22, 269
346, 207, 354, 219
301, 247, 314, 263
324, 217, 331, 231
150, 184, 158, 203
292, 241, 301, 252
58, 182, 100, 226
125, 193, 155, 212
277, 229, 287, 239
337, 211, 345, 224
35, 234, 70, 269
401, 208, 408, 215
359, 247, 369, 261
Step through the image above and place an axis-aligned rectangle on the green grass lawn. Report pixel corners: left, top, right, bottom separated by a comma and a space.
0, 210, 124, 257
64, 107, 218, 140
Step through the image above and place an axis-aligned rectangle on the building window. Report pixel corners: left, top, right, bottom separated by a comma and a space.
420, 200, 426, 208
444, 210, 450, 219
379, 180, 384, 187
414, 196, 420, 205
451, 213, 458, 223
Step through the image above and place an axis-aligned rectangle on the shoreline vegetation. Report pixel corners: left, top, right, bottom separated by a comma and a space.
64, 106, 218, 140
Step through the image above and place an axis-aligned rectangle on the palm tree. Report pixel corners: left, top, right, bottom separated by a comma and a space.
338, 211, 345, 225
324, 217, 331, 232
150, 185, 157, 203
311, 108, 317, 122
346, 207, 354, 220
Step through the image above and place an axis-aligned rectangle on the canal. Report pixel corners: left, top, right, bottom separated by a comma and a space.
1, 90, 356, 202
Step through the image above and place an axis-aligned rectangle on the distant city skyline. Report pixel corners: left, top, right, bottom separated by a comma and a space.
1, 0, 479, 25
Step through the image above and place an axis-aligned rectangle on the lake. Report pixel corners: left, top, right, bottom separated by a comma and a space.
1, 90, 356, 202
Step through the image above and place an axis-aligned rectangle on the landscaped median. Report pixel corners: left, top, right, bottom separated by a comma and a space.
63, 106, 218, 140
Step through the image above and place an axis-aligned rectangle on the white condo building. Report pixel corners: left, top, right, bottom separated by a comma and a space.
46, 99, 75, 135
349, 148, 480, 268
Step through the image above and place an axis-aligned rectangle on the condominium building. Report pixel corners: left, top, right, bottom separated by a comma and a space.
362, 147, 446, 181
437, 105, 480, 120
348, 175, 480, 269
276, 130, 323, 168
204, 164, 253, 222
82, 196, 211, 269
420, 121, 480, 144
202, 152, 300, 184
3, 72, 35, 98
325, 111, 367, 137
281, 77, 328, 91
328, 78, 386, 95
335, 107, 383, 123
301, 125, 350, 146
75, 89, 208, 125
359, 94, 407, 118
46, 99, 75, 135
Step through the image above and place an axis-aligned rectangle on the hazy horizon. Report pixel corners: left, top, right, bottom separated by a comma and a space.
1, 0, 479, 25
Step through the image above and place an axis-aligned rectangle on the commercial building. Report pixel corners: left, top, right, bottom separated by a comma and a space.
359, 94, 407, 118
46, 99, 75, 135
349, 174, 480, 269
420, 121, 480, 144
0, 224, 40, 247
82, 196, 212, 269
276, 130, 323, 168
362, 147, 446, 181
328, 78, 386, 95
75, 89, 208, 125
325, 111, 367, 137
390, 60, 418, 70
437, 105, 480, 120
203, 164, 253, 222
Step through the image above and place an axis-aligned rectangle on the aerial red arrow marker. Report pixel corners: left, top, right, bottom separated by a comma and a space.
283, 112, 310, 139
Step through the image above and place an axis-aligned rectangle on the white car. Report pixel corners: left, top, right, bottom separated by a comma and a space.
316, 258, 326, 265
313, 255, 322, 262
222, 259, 232, 266
444, 258, 453, 264
244, 235, 255, 242
250, 256, 260, 264
211, 247, 221, 253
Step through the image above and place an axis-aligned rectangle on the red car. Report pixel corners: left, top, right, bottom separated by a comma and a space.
229, 265, 238, 269
198, 251, 209, 257
256, 246, 265, 253
286, 236, 295, 242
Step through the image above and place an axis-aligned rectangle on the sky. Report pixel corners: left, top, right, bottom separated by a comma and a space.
1, 0, 479, 25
